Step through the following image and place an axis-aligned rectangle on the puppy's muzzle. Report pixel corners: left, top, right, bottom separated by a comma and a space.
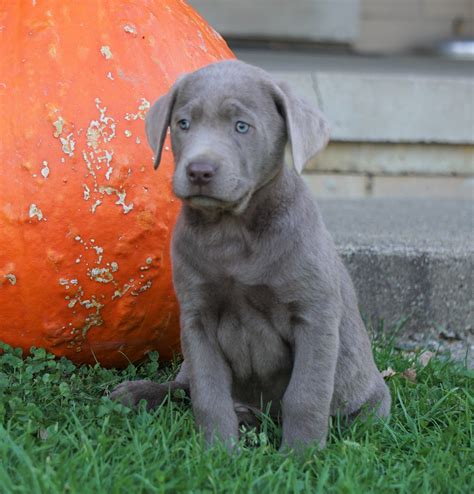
186, 161, 217, 186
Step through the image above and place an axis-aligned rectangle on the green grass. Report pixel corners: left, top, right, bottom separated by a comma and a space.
0, 336, 472, 494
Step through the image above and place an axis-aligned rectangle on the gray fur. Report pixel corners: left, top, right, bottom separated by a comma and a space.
110, 60, 390, 452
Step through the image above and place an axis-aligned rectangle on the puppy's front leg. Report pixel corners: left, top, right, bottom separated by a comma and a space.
182, 317, 239, 449
281, 307, 340, 452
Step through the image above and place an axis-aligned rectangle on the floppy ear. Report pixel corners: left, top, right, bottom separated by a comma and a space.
145, 82, 180, 170
274, 81, 330, 174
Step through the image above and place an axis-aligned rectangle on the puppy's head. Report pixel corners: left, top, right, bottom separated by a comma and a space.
146, 60, 329, 214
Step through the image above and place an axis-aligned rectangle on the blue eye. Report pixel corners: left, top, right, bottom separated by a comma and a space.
235, 121, 250, 134
178, 119, 190, 130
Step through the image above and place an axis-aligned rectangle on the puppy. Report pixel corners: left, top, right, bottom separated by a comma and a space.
111, 60, 391, 452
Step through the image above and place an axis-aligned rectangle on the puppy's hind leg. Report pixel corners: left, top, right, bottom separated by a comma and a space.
109, 360, 190, 411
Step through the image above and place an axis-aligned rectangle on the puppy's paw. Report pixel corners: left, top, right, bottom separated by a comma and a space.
108, 380, 170, 411
234, 403, 261, 430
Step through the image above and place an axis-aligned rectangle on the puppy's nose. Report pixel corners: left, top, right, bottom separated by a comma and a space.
186, 162, 216, 186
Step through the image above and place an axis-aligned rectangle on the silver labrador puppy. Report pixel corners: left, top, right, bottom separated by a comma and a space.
111, 60, 390, 452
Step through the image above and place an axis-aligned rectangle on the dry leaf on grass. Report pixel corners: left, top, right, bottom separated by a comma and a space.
401, 368, 417, 383
419, 350, 435, 367
381, 367, 397, 379
381, 366, 417, 383
38, 428, 49, 441
381, 351, 435, 383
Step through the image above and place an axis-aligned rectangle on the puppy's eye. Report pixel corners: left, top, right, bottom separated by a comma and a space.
178, 119, 190, 130
235, 121, 250, 134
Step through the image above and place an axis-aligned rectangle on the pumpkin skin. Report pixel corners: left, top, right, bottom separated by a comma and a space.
0, 0, 234, 367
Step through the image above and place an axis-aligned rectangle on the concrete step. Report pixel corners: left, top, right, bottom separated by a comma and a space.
234, 48, 474, 145
189, 0, 360, 43
235, 48, 474, 196
308, 142, 474, 177
303, 173, 474, 200
318, 198, 473, 365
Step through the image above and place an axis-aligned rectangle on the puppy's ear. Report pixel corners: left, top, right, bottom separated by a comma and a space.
145, 80, 181, 170
273, 81, 330, 174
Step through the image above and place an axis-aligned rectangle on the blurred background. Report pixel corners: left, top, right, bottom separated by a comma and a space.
189, 0, 473, 200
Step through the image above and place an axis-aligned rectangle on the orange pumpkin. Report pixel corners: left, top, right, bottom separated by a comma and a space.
0, 0, 234, 367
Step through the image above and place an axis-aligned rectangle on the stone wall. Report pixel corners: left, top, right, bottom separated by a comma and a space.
357, 0, 474, 53
189, 0, 474, 53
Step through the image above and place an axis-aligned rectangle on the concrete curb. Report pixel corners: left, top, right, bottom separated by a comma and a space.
319, 199, 473, 364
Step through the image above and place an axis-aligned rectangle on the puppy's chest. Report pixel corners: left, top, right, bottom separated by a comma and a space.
203, 279, 293, 383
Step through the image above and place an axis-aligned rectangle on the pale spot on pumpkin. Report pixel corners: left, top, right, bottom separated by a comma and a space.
88, 267, 114, 284
197, 31, 207, 52
4, 274, 16, 285
123, 23, 137, 36
60, 133, 75, 157
79, 303, 104, 336
83, 184, 91, 200
52, 117, 64, 138
48, 44, 57, 58
100, 45, 113, 60
131, 280, 152, 296
86, 99, 116, 150
125, 98, 150, 121
112, 284, 131, 300
98, 186, 134, 214
28, 203, 44, 221
41, 161, 50, 179
92, 245, 104, 264
106, 71, 114, 80
91, 200, 102, 213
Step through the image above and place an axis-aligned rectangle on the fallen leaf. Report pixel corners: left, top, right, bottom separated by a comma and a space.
419, 350, 435, 367
439, 329, 460, 341
38, 428, 49, 441
381, 367, 397, 379
401, 368, 417, 383
343, 440, 361, 449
